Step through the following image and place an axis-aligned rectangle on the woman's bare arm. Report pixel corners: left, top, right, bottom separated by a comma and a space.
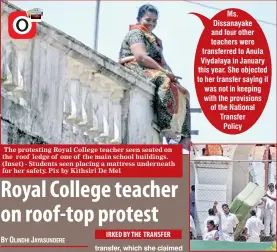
130, 43, 178, 81
130, 43, 166, 72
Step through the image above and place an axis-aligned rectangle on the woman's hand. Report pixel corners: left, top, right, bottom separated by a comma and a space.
164, 71, 177, 81
164, 70, 182, 81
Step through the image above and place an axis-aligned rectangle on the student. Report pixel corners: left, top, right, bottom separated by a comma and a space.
256, 199, 266, 221
190, 215, 197, 239
190, 185, 195, 219
213, 201, 239, 241
244, 210, 264, 243
264, 183, 276, 237
203, 209, 219, 235
203, 220, 219, 241
255, 183, 266, 221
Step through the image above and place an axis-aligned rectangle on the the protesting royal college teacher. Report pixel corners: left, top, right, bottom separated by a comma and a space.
119, 4, 191, 150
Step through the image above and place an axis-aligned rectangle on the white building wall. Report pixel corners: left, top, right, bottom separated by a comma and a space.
192, 156, 231, 236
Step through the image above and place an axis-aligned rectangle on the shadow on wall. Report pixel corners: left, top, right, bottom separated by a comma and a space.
2, 119, 46, 144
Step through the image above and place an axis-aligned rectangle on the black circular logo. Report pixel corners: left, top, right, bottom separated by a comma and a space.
13, 16, 32, 35
15, 18, 29, 32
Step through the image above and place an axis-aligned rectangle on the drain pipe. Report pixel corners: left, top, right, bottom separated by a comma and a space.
93, 0, 101, 51
263, 145, 270, 188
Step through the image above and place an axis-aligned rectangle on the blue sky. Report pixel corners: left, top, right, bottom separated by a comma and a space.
11, 1, 276, 144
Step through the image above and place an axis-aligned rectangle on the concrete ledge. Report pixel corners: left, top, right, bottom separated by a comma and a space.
2, 0, 155, 96
1, 0, 164, 144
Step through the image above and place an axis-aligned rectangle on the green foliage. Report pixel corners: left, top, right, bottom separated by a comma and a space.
265, 241, 276, 251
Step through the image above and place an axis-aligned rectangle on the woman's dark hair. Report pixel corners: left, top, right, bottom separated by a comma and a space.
208, 208, 214, 215
268, 183, 274, 188
207, 220, 215, 227
250, 210, 256, 216
137, 4, 159, 22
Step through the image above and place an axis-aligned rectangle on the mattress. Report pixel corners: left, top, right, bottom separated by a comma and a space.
229, 182, 265, 240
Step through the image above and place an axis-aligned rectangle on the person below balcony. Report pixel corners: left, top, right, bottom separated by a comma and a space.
213, 201, 239, 242
190, 214, 197, 240
203, 220, 220, 241
244, 210, 264, 243
119, 4, 191, 150
264, 183, 276, 237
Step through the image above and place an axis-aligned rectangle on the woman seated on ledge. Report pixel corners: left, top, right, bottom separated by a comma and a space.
119, 4, 191, 150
